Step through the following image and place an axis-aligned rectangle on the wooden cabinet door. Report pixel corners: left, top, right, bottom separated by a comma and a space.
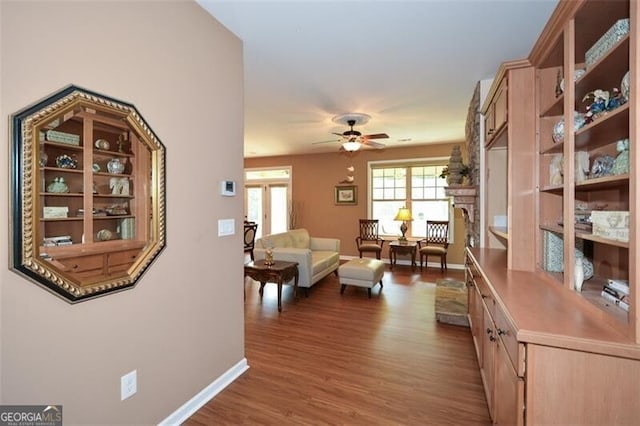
468, 279, 484, 363
484, 105, 496, 145
481, 302, 496, 419
493, 80, 507, 132
494, 338, 524, 425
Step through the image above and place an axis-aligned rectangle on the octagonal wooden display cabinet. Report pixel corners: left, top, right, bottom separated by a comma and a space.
10, 85, 166, 302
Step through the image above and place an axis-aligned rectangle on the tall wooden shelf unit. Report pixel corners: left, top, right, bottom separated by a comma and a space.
467, 0, 640, 423
533, 0, 638, 340
481, 59, 537, 271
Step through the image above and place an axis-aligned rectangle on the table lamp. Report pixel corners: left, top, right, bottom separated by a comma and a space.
394, 207, 413, 242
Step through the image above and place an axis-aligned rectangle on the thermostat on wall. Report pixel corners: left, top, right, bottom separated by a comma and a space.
220, 180, 236, 196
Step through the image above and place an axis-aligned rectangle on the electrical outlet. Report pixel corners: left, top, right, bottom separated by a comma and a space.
121, 370, 137, 400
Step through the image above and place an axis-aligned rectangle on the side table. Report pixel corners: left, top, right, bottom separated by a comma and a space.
389, 240, 418, 271
244, 260, 299, 312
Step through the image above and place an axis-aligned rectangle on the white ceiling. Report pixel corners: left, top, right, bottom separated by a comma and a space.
196, 0, 559, 158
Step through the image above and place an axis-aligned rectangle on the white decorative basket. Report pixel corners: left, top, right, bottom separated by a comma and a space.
585, 19, 630, 68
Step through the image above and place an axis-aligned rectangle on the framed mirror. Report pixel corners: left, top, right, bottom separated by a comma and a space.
10, 85, 166, 302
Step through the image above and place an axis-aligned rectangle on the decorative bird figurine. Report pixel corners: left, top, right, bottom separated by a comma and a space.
339, 165, 355, 184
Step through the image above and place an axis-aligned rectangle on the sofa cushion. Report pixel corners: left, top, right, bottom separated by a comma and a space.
289, 229, 310, 249
259, 228, 311, 249
311, 251, 339, 275
261, 232, 293, 248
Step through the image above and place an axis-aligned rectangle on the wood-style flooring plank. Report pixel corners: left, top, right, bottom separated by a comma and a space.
186, 264, 490, 425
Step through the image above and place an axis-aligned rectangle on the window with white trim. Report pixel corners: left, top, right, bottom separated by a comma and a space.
370, 160, 453, 241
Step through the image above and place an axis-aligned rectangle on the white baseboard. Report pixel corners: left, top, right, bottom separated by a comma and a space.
339, 255, 464, 270
159, 358, 249, 426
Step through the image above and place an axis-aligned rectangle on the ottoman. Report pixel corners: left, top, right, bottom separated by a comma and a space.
338, 258, 385, 298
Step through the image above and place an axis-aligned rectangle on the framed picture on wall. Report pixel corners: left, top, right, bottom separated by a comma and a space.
335, 185, 357, 205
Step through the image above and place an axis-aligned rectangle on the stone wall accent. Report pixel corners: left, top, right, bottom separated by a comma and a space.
465, 82, 481, 247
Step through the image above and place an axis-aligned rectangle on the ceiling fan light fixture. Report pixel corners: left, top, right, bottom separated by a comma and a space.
342, 141, 361, 152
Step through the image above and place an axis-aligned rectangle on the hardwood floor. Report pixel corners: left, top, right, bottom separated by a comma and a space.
186, 263, 490, 425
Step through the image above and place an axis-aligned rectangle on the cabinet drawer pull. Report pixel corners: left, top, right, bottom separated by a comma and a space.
497, 328, 506, 336
481, 294, 488, 299
489, 335, 497, 342
486, 328, 493, 335
72, 264, 79, 269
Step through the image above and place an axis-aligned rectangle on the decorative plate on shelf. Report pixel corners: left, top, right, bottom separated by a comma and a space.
97, 229, 114, 241
55, 154, 78, 169
95, 139, 110, 150
621, 71, 630, 102
92, 163, 101, 172
559, 69, 586, 93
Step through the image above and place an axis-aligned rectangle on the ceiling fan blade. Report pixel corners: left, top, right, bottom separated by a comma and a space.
311, 139, 340, 145
332, 132, 345, 137
363, 140, 386, 149
363, 133, 389, 139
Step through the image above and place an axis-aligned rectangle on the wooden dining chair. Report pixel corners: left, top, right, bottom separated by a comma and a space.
244, 222, 259, 261
355, 219, 385, 259
417, 220, 449, 271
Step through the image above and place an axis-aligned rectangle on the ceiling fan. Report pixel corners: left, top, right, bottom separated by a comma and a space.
312, 113, 389, 152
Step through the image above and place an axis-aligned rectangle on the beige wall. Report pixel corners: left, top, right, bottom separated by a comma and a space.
245, 143, 469, 266
1, 1, 244, 424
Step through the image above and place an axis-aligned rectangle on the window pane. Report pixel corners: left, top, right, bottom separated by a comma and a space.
371, 164, 449, 240
411, 200, 450, 237
373, 200, 405, 237
383, 188, 395, 199
246, 168, 290, 180
270, 186, 288, 234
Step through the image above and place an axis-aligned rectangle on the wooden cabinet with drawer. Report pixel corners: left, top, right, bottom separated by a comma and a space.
467, 249, 524, 424
45, 241, 145, 285
467, 247, 640, 424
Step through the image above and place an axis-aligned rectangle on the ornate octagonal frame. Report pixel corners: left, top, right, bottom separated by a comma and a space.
10, 85, 166, 302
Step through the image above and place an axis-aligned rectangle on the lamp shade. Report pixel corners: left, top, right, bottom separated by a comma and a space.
394, 207, 413, 221
342, 141, 361, 152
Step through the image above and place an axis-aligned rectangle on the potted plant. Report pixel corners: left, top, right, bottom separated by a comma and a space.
439, 164, 470, 185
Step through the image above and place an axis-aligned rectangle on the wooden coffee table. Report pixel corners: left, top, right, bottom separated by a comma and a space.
389, 240, 418, 271
244, 260, 299, 312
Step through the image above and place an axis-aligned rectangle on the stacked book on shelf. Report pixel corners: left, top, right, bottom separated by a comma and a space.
601, 279, 630, 312
43, 235, 73, 247
39, 129, 81, 146
43, 206, 69, 219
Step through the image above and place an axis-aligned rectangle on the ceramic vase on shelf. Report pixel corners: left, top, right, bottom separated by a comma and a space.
107, 158, 125, 174
574, 257, 584, 292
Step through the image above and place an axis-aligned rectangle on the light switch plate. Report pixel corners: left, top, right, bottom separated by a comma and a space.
218, 218, 235, 236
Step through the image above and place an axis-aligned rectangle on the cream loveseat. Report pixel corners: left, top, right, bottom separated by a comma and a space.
254, 228, 340, 293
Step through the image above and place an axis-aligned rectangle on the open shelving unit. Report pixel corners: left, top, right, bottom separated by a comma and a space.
11, 85, 166, 302
534, 0, 636, 339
